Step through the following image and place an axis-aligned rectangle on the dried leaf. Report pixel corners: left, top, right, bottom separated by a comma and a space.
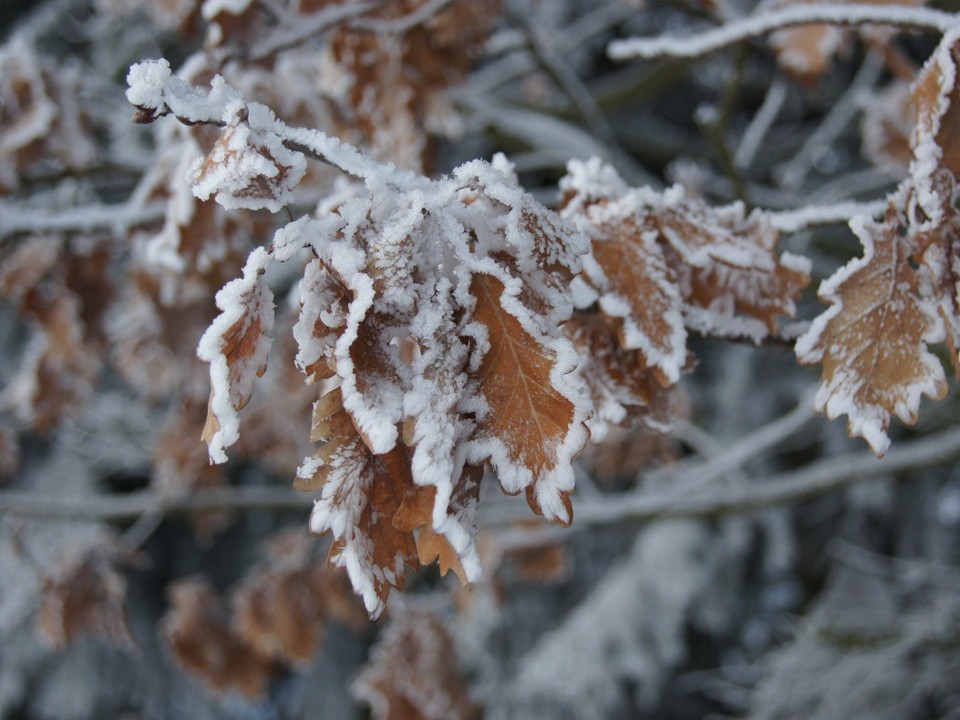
198, 246, 275, 463
302, 387, 421, 618
38, 549, 134, 651
191, 103, 306, 212
352, 609, 480, 720
656, 202, 810, 337
583, 216, 687, 385
795, 201, 947, 455
162, 577, 273, 698
911, 26, 960, 223
468, 272, 585, 525
231, 532, 325, 666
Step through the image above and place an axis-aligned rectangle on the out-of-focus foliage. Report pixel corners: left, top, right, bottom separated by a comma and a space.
3, 1, 960, 719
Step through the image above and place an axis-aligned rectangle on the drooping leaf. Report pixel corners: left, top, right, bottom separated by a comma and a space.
795, 200, 947, 455
197, 246, 275, 463
301, 387, 421, 619
466, 271, 586, 525
37, 548, 134, 651
162, 577, 273, 698
352, 609, 480, 720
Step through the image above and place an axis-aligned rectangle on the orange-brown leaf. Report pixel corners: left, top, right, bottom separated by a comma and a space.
38, 551, 134, 651
352, 610, 480, 720
588, 218, 686, 384
163, 578, 273, 699
795, 203, 947, 454
468, 272, 586, 524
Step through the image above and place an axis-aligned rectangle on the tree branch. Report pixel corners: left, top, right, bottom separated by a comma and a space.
0, 200, 166, 241
608, 4, 958, 61
486, 424, 960, 539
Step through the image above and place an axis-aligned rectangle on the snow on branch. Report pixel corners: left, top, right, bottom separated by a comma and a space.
608, 4, 959, 62
125, 59, 423, 191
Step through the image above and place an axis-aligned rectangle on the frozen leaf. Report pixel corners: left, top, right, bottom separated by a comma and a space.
162, 577, 273, 698
191, 101, 306, 212
467, 272, 584, 524
198, 246, 275, 463
655, 200, 811, 336
231, 531, 326, 666
565, 314, 675, 441
301, 387, 421, 619
352, 609, 480, 720
910, 25, 960, 225
795, 201, 947, 455
37, 548, 134, 651
578, 214, 686, 385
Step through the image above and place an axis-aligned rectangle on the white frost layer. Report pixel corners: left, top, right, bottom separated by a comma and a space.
197, 246, 275, 463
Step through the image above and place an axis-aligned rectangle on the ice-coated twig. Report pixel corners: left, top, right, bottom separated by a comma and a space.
5, 423, 960, 532
125, 58, 424, 191
249, 0, 384, 60
775, 52, 884, 189
608, 4, 959, 61
735, 77, 787, 170
768, 199, 886, 233
351, 0, 453, 34
0, 199, 166, 240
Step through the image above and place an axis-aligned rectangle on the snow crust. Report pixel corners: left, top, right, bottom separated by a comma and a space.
197, 246, 275, 463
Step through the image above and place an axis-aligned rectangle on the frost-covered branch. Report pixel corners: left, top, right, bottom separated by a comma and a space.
7, 422, 960, 526
248, 0, 384, 61
0, 199, 166, 240
126, 59, 424, 190
484, 424, 960, 534
767, 199, 887, 233
0, 486, 311, 522
608, 4, 959, 61
351, 0, 454, 34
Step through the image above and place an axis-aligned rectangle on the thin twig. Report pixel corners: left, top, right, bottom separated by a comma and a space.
0, 486, 312, 522
485, 424, 960, 537
608, 4, 958, 61
735, 77, 788, 170
511, 11, 617, 148
249, 0, 385, 61
351, 0, 454, 34
767, 198, 887, 232
0, 200, 166, 241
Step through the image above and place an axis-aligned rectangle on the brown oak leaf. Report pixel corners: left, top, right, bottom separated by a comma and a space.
468, 272, 585, 525
352, 609, 480, 720
198, 246, 275, 463
37, 548, 134, 651
162, 577, 273, 698
795, 200, 947, 455
300, 387, 422, 618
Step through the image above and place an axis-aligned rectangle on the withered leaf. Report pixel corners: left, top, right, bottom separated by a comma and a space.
468, 272, 586, 525
795, 202, 947, 455
163, 577, 273, 699
301, 387, 422, 618
586, 217, 686, 385
198, 246, 275, 463
352, 609, 480, 720
38, 549, 134, 651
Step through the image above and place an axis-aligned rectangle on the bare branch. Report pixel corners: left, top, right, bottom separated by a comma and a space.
608, 4, 958, 61
0, 200, 166, 241
249, 0, 385, 61
485, 424, 960, 536
351, 0, 454, 34
0, 486, 311, 522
